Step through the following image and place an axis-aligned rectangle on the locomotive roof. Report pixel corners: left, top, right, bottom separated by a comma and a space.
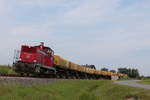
22, 45, 54, 51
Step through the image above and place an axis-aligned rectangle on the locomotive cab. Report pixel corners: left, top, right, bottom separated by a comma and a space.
13, 43, 56, 75
20, 46, 37, 63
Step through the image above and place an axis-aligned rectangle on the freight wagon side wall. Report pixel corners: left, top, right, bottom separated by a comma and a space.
53, 55, 126, 78
54, 55, 96, 74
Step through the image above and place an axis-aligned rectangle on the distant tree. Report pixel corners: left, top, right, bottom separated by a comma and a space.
118, 68, 140, 78
143, 76, 150, 80
118, 68, 128, 74
101, 68, 108, 72
135, 69, 139, 77
128, 68, 132, 77
110, 70, 116, 73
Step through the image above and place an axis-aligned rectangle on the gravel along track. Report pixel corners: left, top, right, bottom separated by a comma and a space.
115, 80, 150, 89
0, 77, 60, 85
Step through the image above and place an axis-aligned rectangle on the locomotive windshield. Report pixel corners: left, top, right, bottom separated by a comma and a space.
43, 47, 54, 56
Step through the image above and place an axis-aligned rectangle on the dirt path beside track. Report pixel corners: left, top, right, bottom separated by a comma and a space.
115, 80, 150, 89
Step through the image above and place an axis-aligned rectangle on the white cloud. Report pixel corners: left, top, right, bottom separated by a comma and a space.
15, 0, 81, 8
10, 26, 37, 35
63, 0, 120, 25
0, 0, 10, 15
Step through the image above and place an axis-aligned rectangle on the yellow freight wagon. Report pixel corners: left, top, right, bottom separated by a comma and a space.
54, 56, 69, 69
54, 55, 127, 78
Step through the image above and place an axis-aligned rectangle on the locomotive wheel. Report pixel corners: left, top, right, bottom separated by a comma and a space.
35, 66, 40, 73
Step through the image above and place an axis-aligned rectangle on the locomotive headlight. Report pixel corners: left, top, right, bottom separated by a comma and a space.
18, 58, 22, 61
33, 60, 37, 63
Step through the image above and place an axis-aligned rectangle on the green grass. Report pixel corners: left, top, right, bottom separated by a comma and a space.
138, 80, 150, 85
0, 80, 150, 100
0, 65, 17, 74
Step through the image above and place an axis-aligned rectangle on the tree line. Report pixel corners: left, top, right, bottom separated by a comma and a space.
101, 67, 140, 78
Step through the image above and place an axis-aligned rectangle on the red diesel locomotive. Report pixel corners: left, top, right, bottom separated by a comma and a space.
13, 42, 56, 75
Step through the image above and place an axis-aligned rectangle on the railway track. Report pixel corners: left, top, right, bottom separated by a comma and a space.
0, 73, 104, 80
0, 74, 60, 85
0, 73, 119, 86
0, 74, 28, 78
0, 74, 93, 85
0, 73, 92, 79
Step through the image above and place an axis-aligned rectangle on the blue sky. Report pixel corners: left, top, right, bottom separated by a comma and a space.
0, 0, 150, 76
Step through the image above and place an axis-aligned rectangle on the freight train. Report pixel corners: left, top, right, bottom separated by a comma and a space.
13, 42, 127, 80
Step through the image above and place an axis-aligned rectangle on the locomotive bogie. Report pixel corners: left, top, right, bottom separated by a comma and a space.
13, 61, 56, 75
13, 62, 37, 74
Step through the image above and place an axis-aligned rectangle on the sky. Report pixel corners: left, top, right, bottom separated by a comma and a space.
0, 0, 150, 76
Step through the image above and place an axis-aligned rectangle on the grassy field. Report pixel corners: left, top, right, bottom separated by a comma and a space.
0, 80, 150, 100
138, 80, 150, 85
0, 65, 17, 74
